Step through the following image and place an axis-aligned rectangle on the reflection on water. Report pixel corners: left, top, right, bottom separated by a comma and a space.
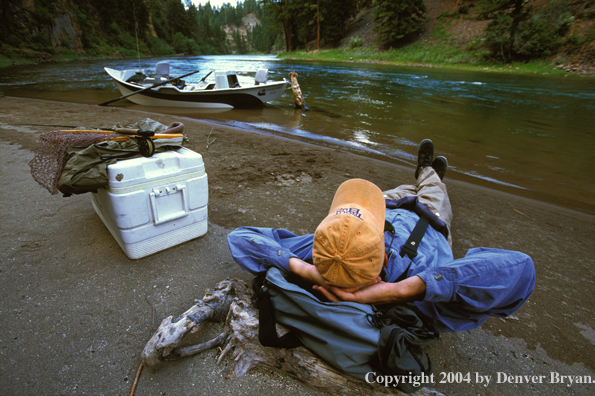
1, 55, 594, 213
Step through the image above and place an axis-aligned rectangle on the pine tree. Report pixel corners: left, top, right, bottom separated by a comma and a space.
481, 0, 573, 62
373, 0, 428, 46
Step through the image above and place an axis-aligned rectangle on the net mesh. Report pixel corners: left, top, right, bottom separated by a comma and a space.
29, 130, 118, 195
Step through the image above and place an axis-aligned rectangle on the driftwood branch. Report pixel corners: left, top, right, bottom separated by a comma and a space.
129, 363, 143, 396
204, 127, 217, 149
140, 277, 444, 396
289, 72, 306, 109
140, 278, 241, 367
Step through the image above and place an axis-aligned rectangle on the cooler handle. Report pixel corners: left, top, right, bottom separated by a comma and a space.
149, 184, 189, 225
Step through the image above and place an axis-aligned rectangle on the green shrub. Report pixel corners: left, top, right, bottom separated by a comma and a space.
117, 32, 137, 50
29, 32, 53, 52
55, 49, 79, 59
186, 38, 201, 55
373, 0, 428, 46
5, 34, 25, 48
437, 10, 452, 20
172, 32, 188, 53
146, 36, 174, 56
0, 54, 13, 67
96, 41, 114, 55
273, 35, 285, 52
514, 17, 562, 57
139, 41, 150, 54
430, 21, 451, 41
483, 0, 574, 61
565, 34, 585, 52
118, 47, 137, 57
108, 22, 122, 36
60, 37, 71, 49
31, 6, 53, 25
200, 44, 218, 55
483, 13, 513, 60
349, 37, 363, 48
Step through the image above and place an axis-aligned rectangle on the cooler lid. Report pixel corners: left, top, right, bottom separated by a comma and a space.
106, 147, 204, 188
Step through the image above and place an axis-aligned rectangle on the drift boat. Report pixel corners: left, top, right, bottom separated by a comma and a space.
104, 61, 288, 109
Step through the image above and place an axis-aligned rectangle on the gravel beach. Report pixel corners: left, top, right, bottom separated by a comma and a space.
1, 96, 594, 395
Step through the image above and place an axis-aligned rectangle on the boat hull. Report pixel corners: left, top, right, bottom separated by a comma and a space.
105, 68, 288, 109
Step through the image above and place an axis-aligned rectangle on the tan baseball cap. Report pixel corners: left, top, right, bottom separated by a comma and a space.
313, 179, 386, 288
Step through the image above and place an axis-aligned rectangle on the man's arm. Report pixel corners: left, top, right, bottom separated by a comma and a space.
227, 227, 314, 274
313, 276, 427, 305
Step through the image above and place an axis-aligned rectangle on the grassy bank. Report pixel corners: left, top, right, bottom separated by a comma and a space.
1, 44, 586, 77
0, 53, 39, 67
0, 50, 146, 68
278, 44, 582, 77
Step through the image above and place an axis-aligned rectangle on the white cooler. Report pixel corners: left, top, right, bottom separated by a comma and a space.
90, 147, 208, 259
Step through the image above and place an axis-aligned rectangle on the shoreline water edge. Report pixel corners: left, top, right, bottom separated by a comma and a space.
2, 50, 594, 77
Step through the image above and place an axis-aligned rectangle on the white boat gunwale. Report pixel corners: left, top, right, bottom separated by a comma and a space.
104, 65, 288, 108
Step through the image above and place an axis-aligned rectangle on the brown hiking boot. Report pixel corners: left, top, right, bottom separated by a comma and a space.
415, 139, 434, 179
432, 156, 448, 181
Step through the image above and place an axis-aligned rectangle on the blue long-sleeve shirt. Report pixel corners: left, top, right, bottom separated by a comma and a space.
227, 208, 536, 333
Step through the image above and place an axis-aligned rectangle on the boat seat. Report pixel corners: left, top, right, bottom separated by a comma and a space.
255, 69, 268, 85
215, 71, 229, 89
126, 71, 146, 84
155, 62, 170, 80
227, 74, 240, 88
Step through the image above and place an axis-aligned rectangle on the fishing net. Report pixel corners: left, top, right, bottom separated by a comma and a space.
29, 119, 186, 195
29, 130, 119, 195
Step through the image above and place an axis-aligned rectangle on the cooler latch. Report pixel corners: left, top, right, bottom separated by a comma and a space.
149, 184, 189, 225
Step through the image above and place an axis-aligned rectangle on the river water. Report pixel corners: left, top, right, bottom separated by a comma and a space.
1, 55, 594, 213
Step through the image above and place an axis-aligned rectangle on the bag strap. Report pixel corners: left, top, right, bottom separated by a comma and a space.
385, 196, 449, 240
255, 279, 302, 349
399, 217, 429, 260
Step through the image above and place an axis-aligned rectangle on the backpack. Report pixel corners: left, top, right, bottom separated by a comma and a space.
254, 267, 439, 393
58, 139, 183, 197
57, 118, 185, 197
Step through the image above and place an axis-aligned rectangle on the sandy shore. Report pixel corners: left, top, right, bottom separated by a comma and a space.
1, 96, 594, 395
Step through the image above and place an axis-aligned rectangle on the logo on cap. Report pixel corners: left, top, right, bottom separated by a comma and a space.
333, 207, 364, 220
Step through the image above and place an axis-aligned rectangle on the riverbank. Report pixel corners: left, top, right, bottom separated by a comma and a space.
2, 48, 593, 78
279, 47, 595, 77
0, 52, 144, 68
2, 34, 593, 78
1, 97, 594, 395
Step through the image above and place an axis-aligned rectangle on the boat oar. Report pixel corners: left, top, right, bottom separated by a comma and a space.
98, 70, 201, 106
198, 70, 213, 83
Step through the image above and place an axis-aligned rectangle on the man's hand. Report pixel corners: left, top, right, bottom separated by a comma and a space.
289, 257, 381, 290
313, 276, 427, 305
289, 257, 426, 305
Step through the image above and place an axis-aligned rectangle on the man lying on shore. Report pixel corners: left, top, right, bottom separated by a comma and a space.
227, 139, 536, 332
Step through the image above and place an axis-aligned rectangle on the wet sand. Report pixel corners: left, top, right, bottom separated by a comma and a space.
1, 96, 594, 395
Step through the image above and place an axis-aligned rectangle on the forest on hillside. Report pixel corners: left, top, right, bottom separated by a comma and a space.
1, 0, 594, 68
1, 0, 278, 59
